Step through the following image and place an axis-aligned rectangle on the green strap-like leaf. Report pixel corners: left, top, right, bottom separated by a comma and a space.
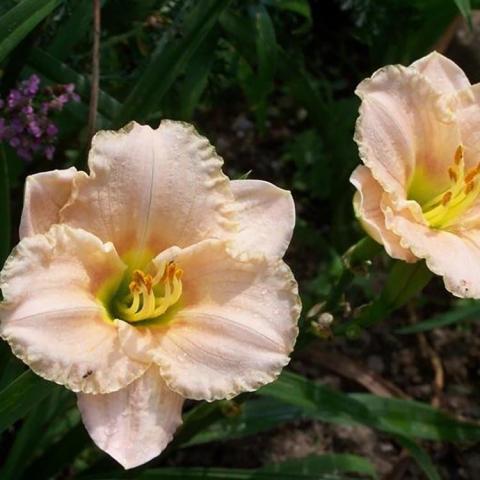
177, 31, 219, 120
114, 0, 231, 126
395, 436, 441, 480
0, 0, 63, 64
0, 370, 58, 435
351, 393, 480, 442
261, 372, 480, 442
264, 453, 378, 479
185, 397, 304, 446
81, 461, 367, 480
47, 0, 110, 60
453, 0, 472, 24
396, 302, 480, 334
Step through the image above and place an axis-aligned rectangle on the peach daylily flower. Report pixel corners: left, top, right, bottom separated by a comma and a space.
0, 121, 300, 468
351, 51, 480, 298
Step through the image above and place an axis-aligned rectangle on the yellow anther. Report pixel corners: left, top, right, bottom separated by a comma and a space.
454, 145, 464, 165
117, 261, 183, 323
441, 191, 452, 206
464, 163, 480, 184
448, 167, 458, 183
466, 181, 475, 195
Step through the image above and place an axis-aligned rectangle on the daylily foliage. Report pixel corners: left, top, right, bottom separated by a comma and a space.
0, 121, 301, 469
351, 52, 480, 298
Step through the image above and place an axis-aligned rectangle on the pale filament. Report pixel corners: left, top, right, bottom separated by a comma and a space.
117, 261, 183, 322
422, 145, 480, 228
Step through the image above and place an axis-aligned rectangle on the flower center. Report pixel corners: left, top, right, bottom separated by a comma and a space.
115, 261, 183, 323
421, 145, 480, 229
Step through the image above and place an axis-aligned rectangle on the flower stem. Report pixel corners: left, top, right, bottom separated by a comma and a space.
325, 236, 382, 312
87, 0, 101, 144
0, 145, 10, 270
334, 260, 433, 336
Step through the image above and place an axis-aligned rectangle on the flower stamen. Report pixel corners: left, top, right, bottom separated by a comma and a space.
422, 145, 480, 228
116, 261, 183, 322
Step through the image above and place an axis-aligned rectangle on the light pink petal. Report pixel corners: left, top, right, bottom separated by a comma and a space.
230, 179, 295, 258
0, 225, 148, 393
78, 366, 184, 469
351, 166, 415, 262
454, 84, 480, 167
355, 64, 460, 202
61, 121, 237, 256
385, 207, 480, 298
19, 167, 78, 239
117, 240, 301, 401
411, 51, 470, 94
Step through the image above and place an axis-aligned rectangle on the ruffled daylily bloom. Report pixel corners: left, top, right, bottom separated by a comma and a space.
351, 51, 480, 298
0, 121, 300, 468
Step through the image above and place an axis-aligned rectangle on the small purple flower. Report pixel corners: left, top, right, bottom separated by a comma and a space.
9, 137, 20, 148
46, 123, 58, 137
0, 74, 78, 162
11, 118, 24, 134
22, 105, 33, 115
28, 120, 42, 138
7, 90, 22, 109
17, 148, 32, 161
21, 75, 40, 97
44, 145, 55, 160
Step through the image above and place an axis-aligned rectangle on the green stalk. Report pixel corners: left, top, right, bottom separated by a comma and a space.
0, 145, 10, 269
334, 260, 433, 336
324, 236, 382, 312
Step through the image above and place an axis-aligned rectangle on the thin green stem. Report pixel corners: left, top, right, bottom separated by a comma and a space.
0, 146, 11, 269
334, 260, 433, 336
324, 236, 382, 312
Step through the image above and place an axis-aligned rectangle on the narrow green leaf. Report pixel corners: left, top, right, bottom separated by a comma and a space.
185, 398, 304, 446
168, 402, 225, 450
264, 453, 378, 479
22, 423, 89, 480
0, 370, 58, 434
115, 0, 231, 126
0, 0, 63, 63
351, 394, 480, 442
396, 302, 480, 334
259, 371, 379, 428
220, 11, 329, 127
0, 404, 46, 480
220, 11, 256, 63
178, 31, 218, 120
0, 357, 25, 392
267, 0, 311, 22
261, 372, 480, 443
47, 0, 109, 60
395, 436, 441, 480
253, 4, 277, 114
0, 389, 68, 480
0, 145, 11, 268
335, 260, 433, 336
382, 260, 433, 310
133, 465, 366, 479
453, 0, 472, 23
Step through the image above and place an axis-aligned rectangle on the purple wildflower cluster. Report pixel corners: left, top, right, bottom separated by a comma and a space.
0, 75, 80, 161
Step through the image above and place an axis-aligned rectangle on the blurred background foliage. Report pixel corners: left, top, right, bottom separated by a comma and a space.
1, 0, 480, 479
